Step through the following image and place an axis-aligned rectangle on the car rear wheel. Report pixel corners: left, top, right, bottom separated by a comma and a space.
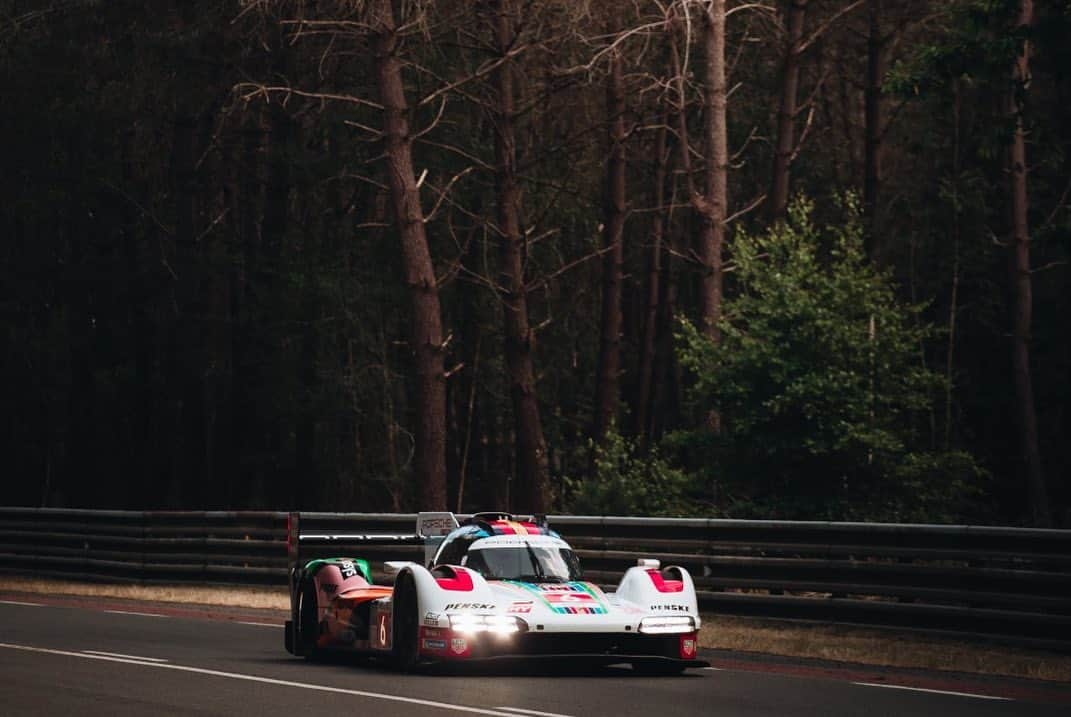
297, 579, 321, 659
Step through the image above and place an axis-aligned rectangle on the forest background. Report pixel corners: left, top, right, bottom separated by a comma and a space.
2, 0, 1068, 527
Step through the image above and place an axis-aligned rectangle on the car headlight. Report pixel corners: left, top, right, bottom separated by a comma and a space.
638, 616, 695, 634
449, 614, 527, 636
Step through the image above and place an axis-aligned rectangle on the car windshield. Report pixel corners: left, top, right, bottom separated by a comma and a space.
463, 544, 583, 583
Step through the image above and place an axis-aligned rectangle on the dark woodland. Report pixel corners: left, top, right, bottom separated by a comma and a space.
1, 0, 1068, 526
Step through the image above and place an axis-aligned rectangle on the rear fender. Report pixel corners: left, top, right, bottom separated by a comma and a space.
308, 561, 371, 611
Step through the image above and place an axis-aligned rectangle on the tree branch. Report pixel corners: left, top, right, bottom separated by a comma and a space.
798, 0, 865, 55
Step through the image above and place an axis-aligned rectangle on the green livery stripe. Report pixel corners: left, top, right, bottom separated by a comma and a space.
303, 557, 372, 583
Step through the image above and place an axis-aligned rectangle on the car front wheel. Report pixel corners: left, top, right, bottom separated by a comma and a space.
392, 572, 420, 671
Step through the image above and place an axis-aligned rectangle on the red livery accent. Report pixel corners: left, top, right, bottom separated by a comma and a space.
543, 591, 595, 604
679, 631, 698, 659
487, 519, 545, 536
647, 569, 684, 593
434, 566, 474, 591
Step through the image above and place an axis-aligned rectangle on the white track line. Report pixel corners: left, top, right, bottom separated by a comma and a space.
496, 708, 578, 717
853, 682, 1011, 701
0, 642, 544, 717
82, 650, 169, 663
237, 622, 281, 628
102, 610, 167, 618
0, 600, 43, 607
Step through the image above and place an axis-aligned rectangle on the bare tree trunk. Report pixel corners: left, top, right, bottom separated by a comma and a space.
698, 0, 728, 340
658, 9, 703, 437
659, 20, 693, 439
166, 111, 199, 509
1006, 0, 1050, 527
769, 0, 807, 220
945, 81, 962, 451
295, 201, 319, 510
593, 51, 627, 444
863, 0, 887, 262
493, 0, 549, 513
262, 101, 291, 507
229, 117, 261, 508
634, 116, 669, 443
370, 0, 447, 510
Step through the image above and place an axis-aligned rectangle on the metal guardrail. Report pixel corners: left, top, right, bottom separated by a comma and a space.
1, 507, 1069, 648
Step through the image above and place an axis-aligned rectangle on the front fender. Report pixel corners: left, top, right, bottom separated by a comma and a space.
616, 564, 701, 629
397, 564, 497, 624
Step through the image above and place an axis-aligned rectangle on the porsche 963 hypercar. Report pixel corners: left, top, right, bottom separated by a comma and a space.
284, 511, 706, 673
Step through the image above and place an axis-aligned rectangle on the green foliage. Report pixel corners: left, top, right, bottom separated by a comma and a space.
887, 0, 1027, 100
886, 0, 1031, 159
561, 428, 697, 517
676, 197, 985, 521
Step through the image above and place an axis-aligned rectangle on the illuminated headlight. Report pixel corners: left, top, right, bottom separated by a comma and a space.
448, 613, 484, 634
486, 615, 523, 636
449, 614, 526, 636
638, 616, 695, 634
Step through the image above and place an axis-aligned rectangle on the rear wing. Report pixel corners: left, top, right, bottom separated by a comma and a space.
286, 511, 459, 575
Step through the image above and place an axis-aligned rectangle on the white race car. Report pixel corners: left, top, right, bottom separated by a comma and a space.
284, 511, 706, 673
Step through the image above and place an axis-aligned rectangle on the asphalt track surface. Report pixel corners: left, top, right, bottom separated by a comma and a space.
1, 598, 1068, 716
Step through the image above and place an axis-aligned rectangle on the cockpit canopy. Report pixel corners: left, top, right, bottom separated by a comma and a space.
431, 515, 583, 582
464, 543, 582, 582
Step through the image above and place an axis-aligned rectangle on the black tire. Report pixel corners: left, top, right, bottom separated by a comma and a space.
392, 572, 420, 671
297, 579, 321, 659
632, 660, 687, 676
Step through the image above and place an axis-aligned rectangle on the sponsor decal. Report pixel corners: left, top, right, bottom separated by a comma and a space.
418, 515, 458, 534
422, 639, 446, 650
506, 581, 608, 615
481, 537, 562, 548
339, 561, 359, 580
444, 602, 495, 611
423, 611, 442, 626
507, 601, 533, 614
650, 604, 690, 612
450, 637, 468, 655
422, 518, 453, 530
